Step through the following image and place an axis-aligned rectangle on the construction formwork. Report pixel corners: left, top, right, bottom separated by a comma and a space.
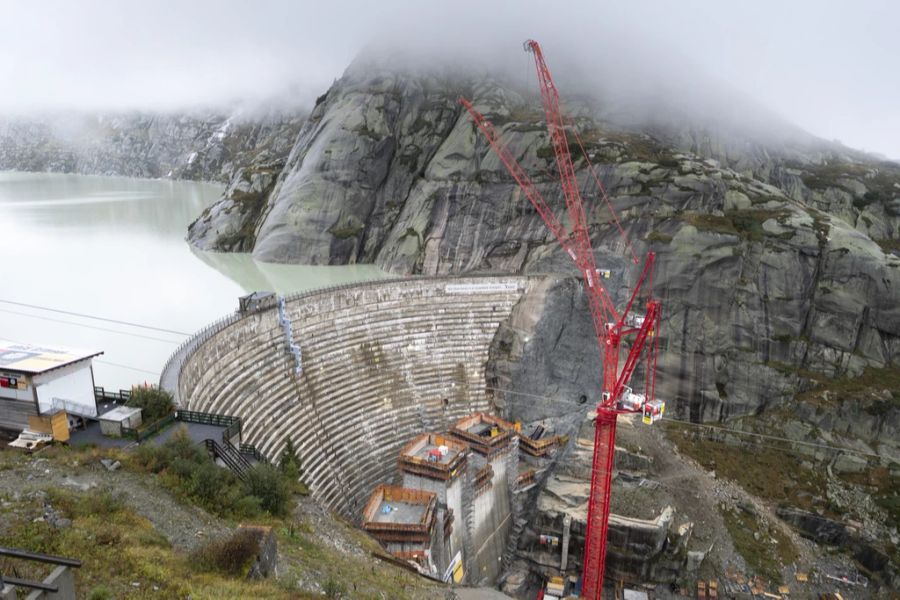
448, 412, 516, 460
398, 433, 468, 482
398, 433, 470, 573
362, 484, 440, 571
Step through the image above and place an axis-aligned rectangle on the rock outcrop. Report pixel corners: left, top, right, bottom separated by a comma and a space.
0, 107, 304, 184
184, 58, 900, 426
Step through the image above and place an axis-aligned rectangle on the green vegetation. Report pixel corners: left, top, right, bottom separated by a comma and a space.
794, 159, 900, 214
646, 230, 673, 244
0, 485, 283, 599
0, 445, 443, 599
190, 528, 262, 576
329, 218, 365, 240
663, 423, 827, 514
127, 385, 174, 422
684, 209, 789, 242
797, 364, 900, 409
131, 427, 290, 518
838, 466, 900, 526
278, 438, 309, 495
579, 128, 678, 165
876, 238, 900, 254
721, 507, 798, 583
243, 465, 291, 517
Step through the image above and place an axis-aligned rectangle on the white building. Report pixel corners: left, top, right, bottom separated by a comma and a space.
0, 340, 103, 432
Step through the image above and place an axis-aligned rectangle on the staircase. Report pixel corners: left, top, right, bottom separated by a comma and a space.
205, 438, 253, 481
277, 295, 303, 377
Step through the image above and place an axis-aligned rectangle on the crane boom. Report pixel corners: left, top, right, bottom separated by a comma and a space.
459, 39, 665, 600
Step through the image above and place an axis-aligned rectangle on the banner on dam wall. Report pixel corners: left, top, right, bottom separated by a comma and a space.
444, 282, 520, 295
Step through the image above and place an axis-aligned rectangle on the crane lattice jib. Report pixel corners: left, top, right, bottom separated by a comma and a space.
460, 39, 664, 600
524, 40, 619, 328
458, 98, 611, 349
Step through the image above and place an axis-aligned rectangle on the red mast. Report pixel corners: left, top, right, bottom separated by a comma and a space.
459, 39, 664, 599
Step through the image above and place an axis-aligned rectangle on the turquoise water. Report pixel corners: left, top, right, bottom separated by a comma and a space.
0, 171, 388, 389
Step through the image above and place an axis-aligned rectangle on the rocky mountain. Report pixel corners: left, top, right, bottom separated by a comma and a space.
0, 107, 304, 183
187, 57, 900, 428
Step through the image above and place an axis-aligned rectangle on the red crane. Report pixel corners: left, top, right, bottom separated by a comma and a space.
459, 39, 665, 599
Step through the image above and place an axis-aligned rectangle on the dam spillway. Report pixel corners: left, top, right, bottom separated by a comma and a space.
169, 275, 539, 519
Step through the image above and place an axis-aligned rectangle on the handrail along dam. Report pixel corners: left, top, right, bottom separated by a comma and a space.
167, 275, 540, 518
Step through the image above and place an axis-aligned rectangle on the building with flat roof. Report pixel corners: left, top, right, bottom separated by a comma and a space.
0, 340, 102, 431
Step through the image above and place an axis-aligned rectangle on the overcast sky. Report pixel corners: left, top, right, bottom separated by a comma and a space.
1, 0, 897, 158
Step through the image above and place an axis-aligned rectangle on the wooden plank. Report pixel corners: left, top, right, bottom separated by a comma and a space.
51, 411, 70, 442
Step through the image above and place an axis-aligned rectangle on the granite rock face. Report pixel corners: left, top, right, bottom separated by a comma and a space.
185, 59, 900, 424
0, 107, 304, 184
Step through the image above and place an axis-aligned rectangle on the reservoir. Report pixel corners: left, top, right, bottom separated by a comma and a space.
0, 171, 388, 390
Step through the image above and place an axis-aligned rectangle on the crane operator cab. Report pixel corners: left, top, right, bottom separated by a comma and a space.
615, 386, 666, 424
642, 399, 665, 424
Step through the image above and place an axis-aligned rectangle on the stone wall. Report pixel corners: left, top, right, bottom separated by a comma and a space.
176, 275, 539, 518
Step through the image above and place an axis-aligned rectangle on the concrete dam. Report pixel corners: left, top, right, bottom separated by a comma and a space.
164, 274, 692, 589
169, 275, 539, 518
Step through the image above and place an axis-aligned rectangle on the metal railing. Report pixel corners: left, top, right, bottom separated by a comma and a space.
122, 412, 176, 442
0, 546, 81, 594
93, 387, 131, 405
176, 409, 241, 430
158, 311, 243, 402
240, 443, 269, 464
204, 438, 251, 481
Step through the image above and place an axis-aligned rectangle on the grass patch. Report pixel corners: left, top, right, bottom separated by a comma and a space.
0, 486, 286, 599
796, 159, 900, 210
328, 216, 365, 240
191, 528, 262, 576
797, 364, 900, 408
646, 230, 673, 244
684, 209, 790, 242
722, 508, 798, 583
663, 423, 827, 513
876, 238, 900, 254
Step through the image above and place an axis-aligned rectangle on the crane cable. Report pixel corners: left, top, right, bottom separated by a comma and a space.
483, 384, 892, 462
567, 122, 640, 265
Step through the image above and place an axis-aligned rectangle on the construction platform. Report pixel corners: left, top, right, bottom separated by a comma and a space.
362, 485, 437, 544
398, 433, 468, 480
449, 412, 516, 458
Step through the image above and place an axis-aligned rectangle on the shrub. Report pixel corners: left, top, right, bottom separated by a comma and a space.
87, 585, 113, 600
243, 464, 291, 517
190, 528, 261, 576
323, 575, 348, 598
279, 438, 303, 481
127, 385, 174, 422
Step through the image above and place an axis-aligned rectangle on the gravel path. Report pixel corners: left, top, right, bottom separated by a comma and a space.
0, 455, 230, 551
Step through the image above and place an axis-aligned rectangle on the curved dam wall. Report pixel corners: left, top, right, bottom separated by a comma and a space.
174, 275, 539, 519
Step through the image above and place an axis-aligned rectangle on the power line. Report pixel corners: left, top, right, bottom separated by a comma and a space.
95, 359, 160, 376
0, 299, 191, 336
484, 384, 889, 461
0, 308, 181, 344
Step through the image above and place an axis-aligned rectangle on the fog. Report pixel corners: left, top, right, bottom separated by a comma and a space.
1, 0, 897, 158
